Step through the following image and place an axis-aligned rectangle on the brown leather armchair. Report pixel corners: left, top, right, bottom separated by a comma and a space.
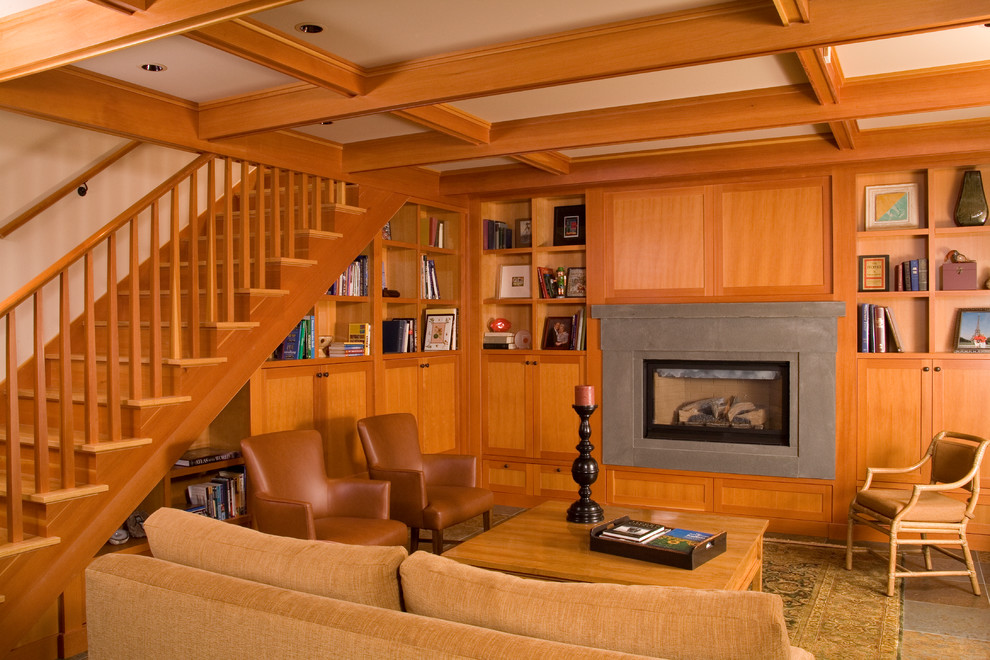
357, 413, 494, 553
240, 429, 407, 546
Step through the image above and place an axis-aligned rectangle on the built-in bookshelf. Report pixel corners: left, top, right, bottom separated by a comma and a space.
479, 194, 587, 352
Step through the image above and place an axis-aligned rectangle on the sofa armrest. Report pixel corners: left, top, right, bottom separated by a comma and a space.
423, 454, 477, 487
253, 494, 315, 540
369, 467, 427, 527
325, 477, 391, 519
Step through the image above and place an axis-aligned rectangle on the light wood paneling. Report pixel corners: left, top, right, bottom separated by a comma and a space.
251, 365, 317, 432
606, 469, 712, 512
717, 178, 829, 294
420, 356, 459, 454
318, 362, 373, 477
933, 358, 990, 480
481, 355, 530, 456
604, 187, 711, 298
483, 460, 529, 495
382, 358, 420, 419
537, 463, 574, 499
535, 356, 585, 460
714, 479, 831, 522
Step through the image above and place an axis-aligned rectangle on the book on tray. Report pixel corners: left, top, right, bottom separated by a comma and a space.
174, 447, 241, 467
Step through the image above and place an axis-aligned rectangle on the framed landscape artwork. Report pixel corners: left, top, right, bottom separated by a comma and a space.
865, 183, 920, 230
953, 308, 990, 353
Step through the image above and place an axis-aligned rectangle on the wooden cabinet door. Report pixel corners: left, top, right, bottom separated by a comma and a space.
249, 364, 319, 434
534, 355, 585, 460
420, 355, 459, 454
932, 358, 990, 480
857, 358, 931, 483
718, 178, 830, 296
481, 355, 532, 457
316, 361, 373, 477
381, 357, 420, 419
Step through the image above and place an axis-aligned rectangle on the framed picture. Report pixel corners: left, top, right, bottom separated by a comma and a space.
865, 184, 920, 230
953, 308, 990, 353
516, 218, 532, 248
565, 267, 587, 297
857, 255, 889, 292
553, 204, 586, 246
497, 264, 531, 299
423, 313, 455, 351
541, 316, 574, 350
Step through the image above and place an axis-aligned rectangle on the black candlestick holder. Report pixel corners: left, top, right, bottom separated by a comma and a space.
566, 403, 604, 523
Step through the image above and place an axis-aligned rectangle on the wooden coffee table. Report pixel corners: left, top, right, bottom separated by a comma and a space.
443, 501, 768, 591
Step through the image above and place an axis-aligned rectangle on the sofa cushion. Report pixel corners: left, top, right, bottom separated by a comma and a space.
400, 551, 796, 660
87, 553, 650, 660
144, 507, 406, 610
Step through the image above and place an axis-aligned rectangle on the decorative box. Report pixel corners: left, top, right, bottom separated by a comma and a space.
589, 516, 726, 570
941, 262, 977, 290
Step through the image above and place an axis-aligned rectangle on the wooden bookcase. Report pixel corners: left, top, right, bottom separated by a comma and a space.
476, 193, 589, 505
854, 163, 990, 535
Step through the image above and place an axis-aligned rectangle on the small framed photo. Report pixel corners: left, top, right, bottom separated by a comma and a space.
423, 313, 455, 351
553, 205, 586, 246
858, 255, 889, 292
516, 218, 532, 248
953, 308, 990, 353
565, 267, 587, 297
497, 264, 531, 299
542, 316, 574, 350
865, 184, 920, 230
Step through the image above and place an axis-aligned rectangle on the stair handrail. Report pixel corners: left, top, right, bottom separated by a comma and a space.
0, 141, 142, 240
0, 153, 213, 318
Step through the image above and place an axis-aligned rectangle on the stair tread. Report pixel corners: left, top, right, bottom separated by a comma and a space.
117, 287, 290, 297
0, 476, 108, 504
0, 425, 152, 450
44, 353, 226, 368
14, 389, 191, 408
0, 533, 60, 560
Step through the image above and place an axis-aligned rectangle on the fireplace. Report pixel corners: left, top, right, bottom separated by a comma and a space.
645, 359, 789, 446
594, 302, 845, 479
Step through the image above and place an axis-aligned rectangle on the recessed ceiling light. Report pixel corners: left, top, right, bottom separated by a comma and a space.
320, 121, 334, 125
140, 63, 166, 72
295, 23, 324, 34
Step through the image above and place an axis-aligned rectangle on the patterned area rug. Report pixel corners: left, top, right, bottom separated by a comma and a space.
763, 541, 902, 660
429, 505, 524, 553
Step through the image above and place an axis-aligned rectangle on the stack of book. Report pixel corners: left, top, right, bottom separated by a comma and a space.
482, 331, 515, 350
426, 215, 447, 248
482, 219, 513, 249
598, 520, 669, 544
346, 322, 371, 356
421, 255, 441, 299
327, 254, 369, 296
570, 308, 587, 351
174, 447, 240, 467
858, 303, 904, 352
893, 258, 928, 291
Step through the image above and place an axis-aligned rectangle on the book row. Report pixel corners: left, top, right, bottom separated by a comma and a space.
421, 255, 442, 299
383, 308, 459, 353
482, 218, 515, 250
541, 307, 586, 351
895, 258, 928, 291
327, 254, 370, 297
326, 322, 370, 357
185, 467, 247, 521
272, 314, 317, 360
858, 303, 905, 353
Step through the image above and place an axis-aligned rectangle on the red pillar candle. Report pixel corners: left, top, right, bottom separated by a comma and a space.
574, 385, 595, 406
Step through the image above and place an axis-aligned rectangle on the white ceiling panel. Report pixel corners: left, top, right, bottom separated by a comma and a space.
0, 0, 51, 19
295, 114, 431, 144
452, 55, 804, 123
429, 157, 519, 172
858, 106, 990, 130
837, 26, 990, 77
73, 36, 298, 103
253, 0, 721, 68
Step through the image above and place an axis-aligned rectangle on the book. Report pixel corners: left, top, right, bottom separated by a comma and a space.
599, 520, 670, 544
348, 322, 371, 355
909, 259, 920, 291
174, 447, 241, 467
918, 258, 928, 291
858, 303, 871, 352
883, 306, 904, 352
644, 527, 717, 553
873, 304, 886, 353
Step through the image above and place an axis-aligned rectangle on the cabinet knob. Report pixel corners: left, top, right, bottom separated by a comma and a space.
923, 366, 930, 372
524, 360, 531, 365
315, 372, 323, 378
419, 363, 426, 368
934, 366, 942, 372
503, 464, 509, 469
556, 467, 562, 473
532, 361, 538, 366
425, 362, 430, 368
323, 372, 329, 377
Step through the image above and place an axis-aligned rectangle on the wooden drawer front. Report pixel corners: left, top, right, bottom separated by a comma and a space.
484, 461, 530, 495
714, 479, 831, 522
606, 469, 712, 512
537, 464, 576, 498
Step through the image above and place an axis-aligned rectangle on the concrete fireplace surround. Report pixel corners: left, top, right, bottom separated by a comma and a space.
594, 302, 845, 479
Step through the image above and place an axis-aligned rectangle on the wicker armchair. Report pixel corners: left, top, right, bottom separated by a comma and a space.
845, 430, 989, 596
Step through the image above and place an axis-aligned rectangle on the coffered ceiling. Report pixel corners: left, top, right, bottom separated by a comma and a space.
1, 0, 989, 184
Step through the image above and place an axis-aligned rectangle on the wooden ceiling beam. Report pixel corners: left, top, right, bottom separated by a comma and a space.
85, 0, 154, 14
341, 63, 990, 172
772, 0, 810, 26
186, 18, 364, 97
511, 152, 572, 175
0, 0, 301, 84
197, 0, 990, 139
796, 48, 843, 104
391, 105, 491, 145
830, 120, 859, 150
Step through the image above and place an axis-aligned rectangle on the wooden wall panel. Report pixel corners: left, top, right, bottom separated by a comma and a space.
484, 460, 529, 494
606, 469, 712, 511
603, 187, 711, 299
536, 357, 585, 459
319, 363, 373, 478
714, 479, 831, 522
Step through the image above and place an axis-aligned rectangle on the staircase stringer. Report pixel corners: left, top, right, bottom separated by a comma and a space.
0, 182, 407, 658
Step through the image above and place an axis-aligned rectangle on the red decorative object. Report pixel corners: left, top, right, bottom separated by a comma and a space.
574, 385, 595, 406
489, 317, 511, 332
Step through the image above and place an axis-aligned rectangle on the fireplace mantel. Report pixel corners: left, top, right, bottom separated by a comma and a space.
593, 302, 845, 479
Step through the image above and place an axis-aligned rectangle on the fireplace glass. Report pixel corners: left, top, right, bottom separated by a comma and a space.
644, 359, 789, 446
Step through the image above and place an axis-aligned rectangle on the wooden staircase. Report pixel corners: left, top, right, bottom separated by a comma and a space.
0, 154, 407, 656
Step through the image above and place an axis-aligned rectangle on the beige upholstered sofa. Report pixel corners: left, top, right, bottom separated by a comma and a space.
86, 508, 812, 660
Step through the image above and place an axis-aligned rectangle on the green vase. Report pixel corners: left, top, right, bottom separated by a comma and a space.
954, 170, 988, 227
